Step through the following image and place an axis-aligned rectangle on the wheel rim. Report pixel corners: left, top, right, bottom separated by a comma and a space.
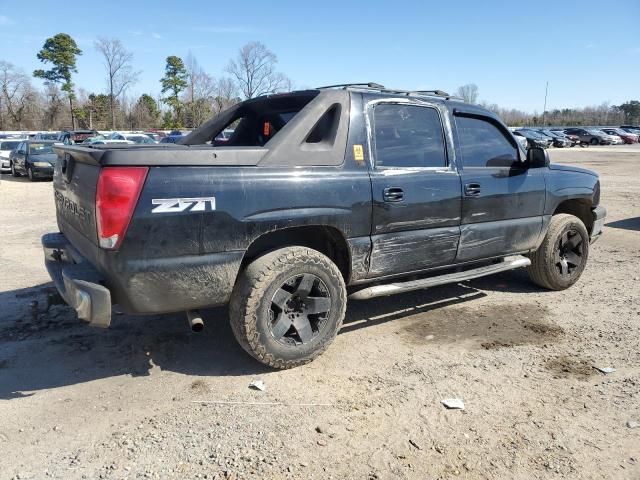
554, 229, 584, 278
268, 273, 331, 346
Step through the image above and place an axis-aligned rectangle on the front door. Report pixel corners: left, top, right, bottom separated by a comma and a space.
453, 113, 546, 262
368, 101, 462, 278
15, 142, 26, 172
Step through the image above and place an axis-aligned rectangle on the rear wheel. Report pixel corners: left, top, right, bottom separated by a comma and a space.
230, 247, 347, 369
528, 214, 589, 290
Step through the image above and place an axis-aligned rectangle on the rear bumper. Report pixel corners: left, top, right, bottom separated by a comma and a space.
43, 230, 244, 324
590, 205, 606, 243
42, 232, 112, 327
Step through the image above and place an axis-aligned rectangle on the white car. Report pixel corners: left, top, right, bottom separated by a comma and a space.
0, 138, 25, 173
109, 133, 157, 144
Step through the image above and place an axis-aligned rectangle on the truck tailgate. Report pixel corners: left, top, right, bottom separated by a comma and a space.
52, 151, 101, 247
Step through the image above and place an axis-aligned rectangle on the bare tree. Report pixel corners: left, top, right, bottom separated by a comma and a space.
456, 83, 479, 104
212, 77, 239, 115
42, 83, 65, 130
94, 37, 139, 129
0, 61, 37, 129
226, 41, 290, 99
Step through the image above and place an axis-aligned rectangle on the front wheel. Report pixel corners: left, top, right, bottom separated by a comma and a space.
11, 162, 20, 177
590, 138, 599, 145
229, 247, 347, 369
527, 214, 589, 290
27, 166, 35, 181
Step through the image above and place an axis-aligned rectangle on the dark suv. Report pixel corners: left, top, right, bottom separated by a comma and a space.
564, 128, 611, 145
43, 83, 606, 368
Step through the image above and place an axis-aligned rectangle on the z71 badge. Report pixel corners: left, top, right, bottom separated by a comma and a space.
151, 197, 216, 214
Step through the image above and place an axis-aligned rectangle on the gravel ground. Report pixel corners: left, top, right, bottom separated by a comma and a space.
0, 145, 638, 480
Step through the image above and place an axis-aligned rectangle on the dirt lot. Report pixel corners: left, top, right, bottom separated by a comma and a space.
0, 145, 638, 480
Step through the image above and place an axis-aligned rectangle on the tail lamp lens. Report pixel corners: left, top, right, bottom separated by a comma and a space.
96, 167, 148, 249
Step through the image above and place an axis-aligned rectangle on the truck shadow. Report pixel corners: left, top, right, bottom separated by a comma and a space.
0, 270, 538, 400
605, 217, 640, 232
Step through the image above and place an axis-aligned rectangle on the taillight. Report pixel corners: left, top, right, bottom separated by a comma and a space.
96, 167, 148, 249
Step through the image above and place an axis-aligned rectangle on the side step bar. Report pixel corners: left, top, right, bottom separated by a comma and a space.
349, 255, 531, 300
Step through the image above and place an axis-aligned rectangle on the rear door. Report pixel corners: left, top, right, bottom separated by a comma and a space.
453, 112, 546, 262
367, 100, 462, 278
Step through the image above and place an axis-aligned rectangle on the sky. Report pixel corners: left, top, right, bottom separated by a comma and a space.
0, 0, 638, 112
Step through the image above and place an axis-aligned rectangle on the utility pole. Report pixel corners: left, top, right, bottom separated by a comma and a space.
541, 81, 549, 126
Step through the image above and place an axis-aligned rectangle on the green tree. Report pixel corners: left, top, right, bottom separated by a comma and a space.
160, 56, 188, 127
33, 33, 82, 129
615, 101, 640, 125
131, 93, 160, 128
86, 93, 111, 129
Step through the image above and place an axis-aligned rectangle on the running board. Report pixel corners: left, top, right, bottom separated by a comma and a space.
349, 255, 531, 300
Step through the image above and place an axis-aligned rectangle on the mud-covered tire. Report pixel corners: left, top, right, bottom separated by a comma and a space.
229, 246, 347, 369
528, 214, 590, 290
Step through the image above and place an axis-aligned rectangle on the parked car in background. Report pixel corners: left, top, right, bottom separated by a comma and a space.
9, 140, 57, 180
159, 134, 183, 144
620, 126, 640, 137
88, 139, 133, 145
535, 129, 572, 147
214, 129, 235, 143
59, 130, 98, 145
109, 133, 157, 144
544, 129, 578, 147
34, 132, 60, 141
144, 132, 162, 142
514, 135, 528, 150
514, 129, 552, 148
0, 139, 24, 173
564, 128, 611, 145
596, 129, 623, 144
601, 128, 638, 143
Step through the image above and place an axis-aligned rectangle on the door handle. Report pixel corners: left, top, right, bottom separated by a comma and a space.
383, 187, 404, 202
464, 183, 481, 197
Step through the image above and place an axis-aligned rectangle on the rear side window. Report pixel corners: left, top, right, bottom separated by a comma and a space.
455, 116, 519, 168
372, 104, 446, 168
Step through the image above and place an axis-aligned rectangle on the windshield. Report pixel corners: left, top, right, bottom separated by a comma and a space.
29, 143, 54, 155
0, 141, 20, 150
126, 135, 154, 144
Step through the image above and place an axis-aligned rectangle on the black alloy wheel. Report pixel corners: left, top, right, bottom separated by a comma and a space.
554, 228, 585, 279
268, 273, 331, 345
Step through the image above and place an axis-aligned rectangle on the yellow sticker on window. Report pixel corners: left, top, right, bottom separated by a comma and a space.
353, 144, 365, 162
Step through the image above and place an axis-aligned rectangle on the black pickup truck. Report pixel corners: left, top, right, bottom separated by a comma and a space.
43, 84, 606, 368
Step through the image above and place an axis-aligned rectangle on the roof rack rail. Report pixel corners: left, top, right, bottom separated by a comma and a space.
316, 83, 456, 100
413, 90, 451, 97
317, 82, 386, 90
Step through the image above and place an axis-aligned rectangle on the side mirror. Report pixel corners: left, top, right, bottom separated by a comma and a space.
527, 147, 550, 168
